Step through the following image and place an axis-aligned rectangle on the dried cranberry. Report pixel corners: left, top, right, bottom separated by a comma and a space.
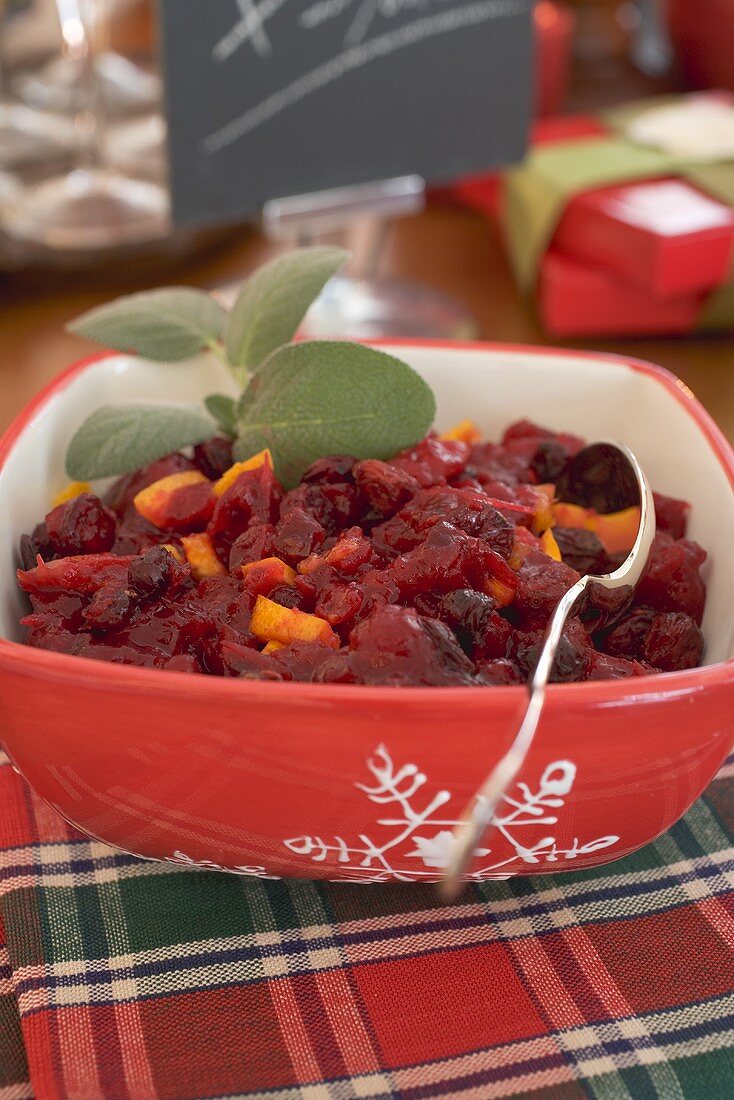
46, 494, 117, 557
509, 618, 591, 682
195, 575, 253, 638
390, 436, 469, 487
587, 653, 639, 680
268, 584, 305, 610
128, 546, 188, 598
164, 654, 202, 674
273, 507, 326, 565
466, 444, 534, 487
551, 618, 593, 682
315, 582, 364, 628
220, 640, 286, 680
389, 522, 508, 598
19, 521, 54, 569
112, 512, 163, 556
280, 481, 366, 532
642, 612, 703, 671
475, 658, 524, 685
193, 437, 233, 479
439, 589, 510, 660
514, 551, 580, 621
601, 607, 655, 660
412, 591, 444, 619
553, 526, 606, 575
228, 524, 276, 571
353, 459, 420, 516
635, 532, 707, 624
301, 455, 357, 484
507, 628, 543, 677
313, 651, 357, 683
653, 492, 690, 540
273, 640, 346, 682
501, 420, 584, 455
318, 481, 368, 530
321, 527, 372, 574
19, 534, 38, 571
83, 584, 133, 632
348, 604, 475, 686
530, 439, 568, 483
474, 508, 515, 560
580, 580, 634, 632
399, 486, 514, 558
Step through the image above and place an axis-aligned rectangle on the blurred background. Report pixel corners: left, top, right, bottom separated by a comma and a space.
2, 0, 734, 439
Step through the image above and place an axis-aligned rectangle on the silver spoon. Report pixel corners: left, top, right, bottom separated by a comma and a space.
441, 441, 656, 900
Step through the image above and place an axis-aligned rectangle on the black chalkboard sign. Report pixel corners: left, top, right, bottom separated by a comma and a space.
159, 0, 534, 227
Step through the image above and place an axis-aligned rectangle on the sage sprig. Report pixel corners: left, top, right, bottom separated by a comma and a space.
65, 247, 437, 488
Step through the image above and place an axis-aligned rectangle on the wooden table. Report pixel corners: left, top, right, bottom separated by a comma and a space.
3, 202, 734, 443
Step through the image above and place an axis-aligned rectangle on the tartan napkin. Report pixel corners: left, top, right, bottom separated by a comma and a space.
1, 748, 732, 1100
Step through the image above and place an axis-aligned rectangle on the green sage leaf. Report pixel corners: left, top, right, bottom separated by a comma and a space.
204, 393, 236, 435
225, 247, 348, 380
67, 288, 226, 362
234, 341, 436, 488
66, 404, 215, 480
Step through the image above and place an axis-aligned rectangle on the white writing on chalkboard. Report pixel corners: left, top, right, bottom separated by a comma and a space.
214, 0, 291, 62
303, 0, 458, 46
203, 0, 527, 154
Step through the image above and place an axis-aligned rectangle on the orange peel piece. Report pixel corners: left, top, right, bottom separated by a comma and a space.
588, 506, 641, 555
161, 543, 185, 564
180, 533, 225, 580
553, 502, 591, 529
540, 528, 562, 562
484, 577, 516, 608
214, 450, 273, 497
439, 419, 481, 444
241, 556, 297, 596
250, 595, 338, 648
134, 470, 210, 527
53, 481, 91, 507
508, 527, 540, 570
531, 484, 556, 534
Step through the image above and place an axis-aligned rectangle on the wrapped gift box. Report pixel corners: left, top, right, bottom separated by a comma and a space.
539, 250, 703, 338
553, 178, 734, 300
497, 94, 734, 336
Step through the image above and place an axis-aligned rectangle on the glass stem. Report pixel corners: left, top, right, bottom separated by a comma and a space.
55, 0, 108, 170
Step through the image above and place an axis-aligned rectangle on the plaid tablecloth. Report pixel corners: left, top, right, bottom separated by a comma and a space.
1, 748, 732, 1100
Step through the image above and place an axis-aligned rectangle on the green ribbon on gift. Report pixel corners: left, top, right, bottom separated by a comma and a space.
502, 95, 734, 330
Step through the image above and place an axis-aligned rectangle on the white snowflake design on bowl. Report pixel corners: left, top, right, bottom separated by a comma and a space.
284, 744, 620, 883
164, 850, 280, 879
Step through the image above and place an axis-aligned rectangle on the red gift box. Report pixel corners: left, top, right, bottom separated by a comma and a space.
535, 1, 575, 117
553, 178, 734, 300
538, 249, 703, 338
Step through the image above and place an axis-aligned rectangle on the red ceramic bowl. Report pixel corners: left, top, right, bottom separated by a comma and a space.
1, 342, 732, 884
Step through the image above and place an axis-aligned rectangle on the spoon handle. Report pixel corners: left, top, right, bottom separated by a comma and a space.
440, 576, 588, 900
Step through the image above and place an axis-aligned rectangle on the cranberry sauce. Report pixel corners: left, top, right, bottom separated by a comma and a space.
16, 423, 707, 685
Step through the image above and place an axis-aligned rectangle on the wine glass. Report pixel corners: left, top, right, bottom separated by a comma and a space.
0, 0, 77, 171
1, 0, 169, 250
13, 0, 162, 117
